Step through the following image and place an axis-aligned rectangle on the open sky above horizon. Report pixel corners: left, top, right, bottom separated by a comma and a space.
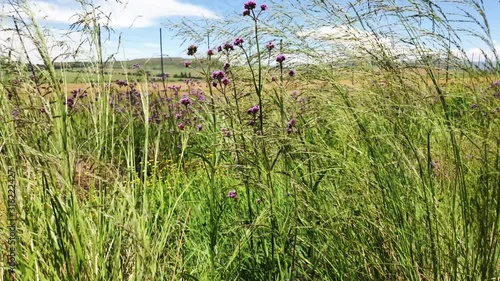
1, 0, 500, 63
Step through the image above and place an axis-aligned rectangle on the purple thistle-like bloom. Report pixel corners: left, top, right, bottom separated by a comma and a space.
276, 54, 286, 63
184, 61, 191, 67
178, 123, 185, 130
243, 9, 250, 16
247, 105, 260, 115
260, 4, 267, 10
223, 62, 230, 71
212, 81, 218, 87
175, 113, 182, 119
266, 41, 274, 51
180, 95, 191, 106
187, 45, 197, 56
223, 43, 234, 51
211, 70, 225, 80
222, 77, 230, 86
234, 37, 244, 46
288, 69, 296, 77
244, 1, 256, 9
227, 189, 237, 199
207, 49, 214, 56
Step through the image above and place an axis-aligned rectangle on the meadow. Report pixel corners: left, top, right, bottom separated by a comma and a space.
1, 0, 499, 280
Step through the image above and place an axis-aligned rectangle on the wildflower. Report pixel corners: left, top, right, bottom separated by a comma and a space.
243, 9, 250, 16
222, 77, 230, 86
207, 49, 214, 56
248, 119, 256, 126
234, 37, 244, 46
184, 61, 191, 67
187, 44, 197, 56
217, 45, 223, 52
175, 113, 182, 119
288, 69, 296, 77
244, 1, 256, 9
227, 190, 237, 199
180, 96, 191, 106
211, 70, 225, 80
132, 63, 140, 69
223, 43, 234, 51
178, 123, 185, 130
212, 81, 218, 87
223, 62, 230, 71
271, 76, 276, 82
260, 4, 267, 10
471, 103, 478, 109
276, 54, 286, 63
287, 118, 296, 128
197, 124, 203, 131
266, 41, 274, 51
247, 105, 260, 115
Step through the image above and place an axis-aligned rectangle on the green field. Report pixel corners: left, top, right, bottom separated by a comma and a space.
1, 0, 500, 280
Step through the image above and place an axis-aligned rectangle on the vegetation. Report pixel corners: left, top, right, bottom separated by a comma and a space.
1, 0, 499, 280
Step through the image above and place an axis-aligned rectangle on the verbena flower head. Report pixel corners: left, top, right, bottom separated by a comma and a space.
211, 70, 225, 80
207, 49, 214, 56
266, 41, 274, 51
197, 124, 203, 131
288, 69, 296, 77
184, 61, 191, 67
187, 45, 197, 56
244, 1, 256, 10
243, 9, 250, 16
227, 189, 237, 199
223, 43, 234, 51
180, 95, 191, 106
247, 105, 260, 115
178, 123, 185, 130
223, 62, 230, 71
217, 45, 223, 52
222, 77, 230, 86
260, 4, 267, 10
132, 63, 140, 69
234, 37, 244, 46
276, 54, 286, 63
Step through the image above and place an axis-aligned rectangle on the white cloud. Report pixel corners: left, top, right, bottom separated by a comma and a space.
4, 0, 219, 29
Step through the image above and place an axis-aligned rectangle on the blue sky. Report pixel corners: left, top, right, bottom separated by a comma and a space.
2, 0, 499, 62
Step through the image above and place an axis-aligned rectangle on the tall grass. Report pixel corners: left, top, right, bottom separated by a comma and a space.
1, 0, 499, 280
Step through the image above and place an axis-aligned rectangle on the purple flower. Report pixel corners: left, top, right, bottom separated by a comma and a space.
212, 81, 218, 87
207, 49, 214, 56
472, 103, 478, 109
234, 37, 244, 46
223, 43, 234, 51
287, 118, 296, 128
211, 70, 225, 80
187, 44, 197, 56
244, 1, 256, 10
178, 123, 185, 130
227, 189, 237, 199
184, 61, 191, 67
175, 113, 182, 119
243, 9, 250, 16
492, 81, 500, 87
266, 41, 274, 51
223, 62, 230, 71
132, 63, 140, 69
247, 105, 260, 115
197, 124, 203, 131
217, 45, 223, 52
222, 77, 230, 86
260, 4, 267, 10
180, 95, 191, 106
271, 76, 276, 82
276, 54, 286, 63
288, 69, 296, 77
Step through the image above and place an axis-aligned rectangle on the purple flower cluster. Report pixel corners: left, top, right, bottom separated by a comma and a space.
115, 80, 128, 87
247, 105, 260, 115
266, 41, 274, 51
276, 54, 286, 63
211, 70, 226, 80
187, 44, 197, 56
184, 61, 191, 68
180, 95, 191, 106
234, 37, 244, 46
227, 190, 237, 200
207, 49, 214, 56
243, 1, 267, 17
